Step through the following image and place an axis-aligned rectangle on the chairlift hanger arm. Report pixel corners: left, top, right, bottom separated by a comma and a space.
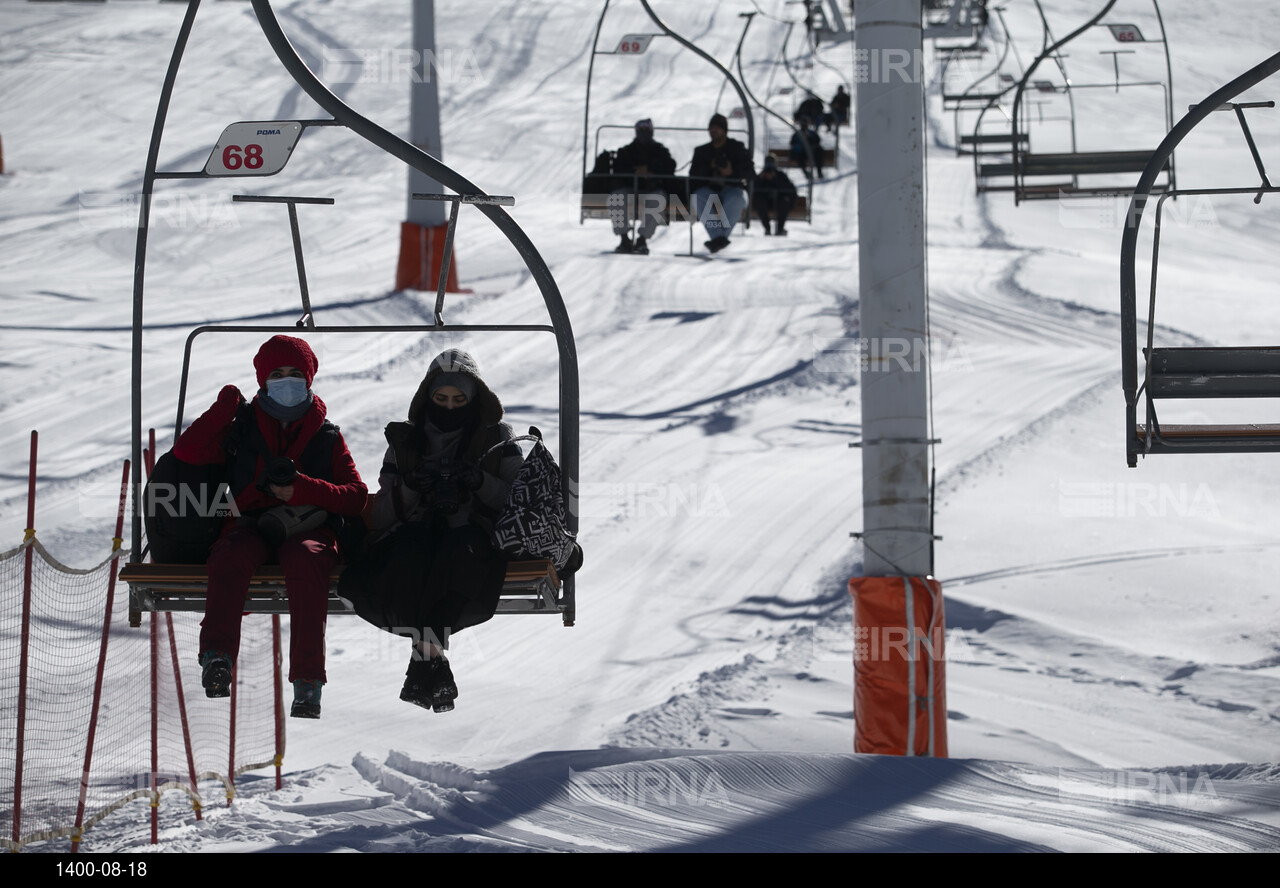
636, 0, 755, 159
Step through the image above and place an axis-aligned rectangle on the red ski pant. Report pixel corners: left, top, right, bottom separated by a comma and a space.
199, 526, 338, 683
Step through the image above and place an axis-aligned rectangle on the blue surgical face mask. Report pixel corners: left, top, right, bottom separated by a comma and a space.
266, 376, 309, 408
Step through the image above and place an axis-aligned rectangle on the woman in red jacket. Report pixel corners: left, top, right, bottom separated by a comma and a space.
174, 335, 367, 719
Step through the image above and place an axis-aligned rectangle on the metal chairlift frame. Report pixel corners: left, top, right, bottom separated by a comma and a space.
924, 0, 989, 45
804, 0, 854, 49
580, 0, 758, 252
1003, 0, 1176, 203
1121, 52, 1280, 466
732, 12, 816, 220
948, 7, 1031, 164
124, 0, 580, 626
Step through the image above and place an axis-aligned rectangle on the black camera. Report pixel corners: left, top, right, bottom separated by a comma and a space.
257, 456, 297, 494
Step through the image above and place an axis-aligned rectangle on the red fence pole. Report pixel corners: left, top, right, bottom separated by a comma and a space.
71, 459, 131, 852
12, 431, 37, 848
273, 615, 283, 790
165, 612, 202, 821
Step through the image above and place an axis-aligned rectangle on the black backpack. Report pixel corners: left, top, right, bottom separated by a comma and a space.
143, 450, 238, 564
488, 427, 581, 573
142, 405, 348, 563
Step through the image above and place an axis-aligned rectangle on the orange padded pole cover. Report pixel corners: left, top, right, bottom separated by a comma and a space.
848, 576, 947, 757
395, 221, 461, 293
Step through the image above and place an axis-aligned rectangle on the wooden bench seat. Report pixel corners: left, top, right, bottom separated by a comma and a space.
121, 559, 565, 626
767, 146, 838, 170
1137, 423, 1280, 439
749, 193, 809, 221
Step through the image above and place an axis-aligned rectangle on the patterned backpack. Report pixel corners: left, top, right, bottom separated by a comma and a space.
488, 427, 579, 572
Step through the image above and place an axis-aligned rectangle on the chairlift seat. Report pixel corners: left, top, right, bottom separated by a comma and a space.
1133, 422, 1280, 456
1019, 150, 1163, 177
120, 559, 569, 625
959, 132, 1028, 147
1145, 347, 1280, 399
943, 91, 1005, 108
749, 193, 809, 222
767, 146, 838, 170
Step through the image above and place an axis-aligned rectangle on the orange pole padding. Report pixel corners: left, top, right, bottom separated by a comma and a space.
848, 576, 947, 758
394, 221, 463, 293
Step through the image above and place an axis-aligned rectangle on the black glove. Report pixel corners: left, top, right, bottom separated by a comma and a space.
402, 463, 438, 493
456, 461, 484, 492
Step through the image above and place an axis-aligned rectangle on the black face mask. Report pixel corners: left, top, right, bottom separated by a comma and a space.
425, 400, 476, 432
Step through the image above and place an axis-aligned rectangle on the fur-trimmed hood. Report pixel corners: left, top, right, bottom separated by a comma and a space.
407, 349, 504, 430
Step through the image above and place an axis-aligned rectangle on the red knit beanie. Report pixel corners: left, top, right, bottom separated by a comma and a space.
253, 335, 318, 388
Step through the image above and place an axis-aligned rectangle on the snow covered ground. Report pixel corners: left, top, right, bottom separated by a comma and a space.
1, 0, 1278, 853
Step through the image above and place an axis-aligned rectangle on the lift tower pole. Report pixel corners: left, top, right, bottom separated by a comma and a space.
850, 0, 947, 758
396, 0, 460, 292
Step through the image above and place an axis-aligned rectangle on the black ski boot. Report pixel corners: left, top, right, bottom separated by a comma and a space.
428, 656, 458, 713
200, 651, 233, 699
290, 679, 323, 719
400, 656, 434, 710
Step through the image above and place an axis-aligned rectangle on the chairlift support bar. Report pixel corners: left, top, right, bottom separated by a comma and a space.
230, 195, 333, 330
1121, 52, 1280, 465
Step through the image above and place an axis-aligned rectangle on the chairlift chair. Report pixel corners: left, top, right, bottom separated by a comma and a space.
123, 0, 580, 628
580, 1, 764, 251
995, 0, 1177, 202
1121, 54, 1280, 466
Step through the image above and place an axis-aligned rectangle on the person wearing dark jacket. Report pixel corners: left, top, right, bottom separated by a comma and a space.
689, 113, 754, 253
176, 334, 367, 720
338, 349, 523, 714
610, 118, 677, 255
754, 156, 798, 235
829, 85, 850, 130
790, 117, 825, 180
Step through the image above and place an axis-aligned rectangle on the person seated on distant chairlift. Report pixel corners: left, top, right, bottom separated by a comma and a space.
754, 155, 798, 236
789, 117, 825, 181
689, 113, 755, 254
609, 118, 677, 255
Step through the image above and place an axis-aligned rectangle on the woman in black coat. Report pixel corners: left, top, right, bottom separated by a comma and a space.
339, 349, 523, 713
